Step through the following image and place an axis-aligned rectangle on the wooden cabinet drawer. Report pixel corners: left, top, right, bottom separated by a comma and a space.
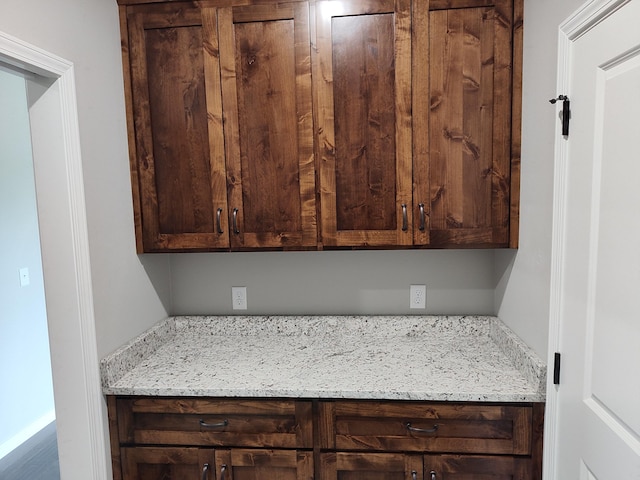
318, 401, 533, 455
116, 397, 313, 448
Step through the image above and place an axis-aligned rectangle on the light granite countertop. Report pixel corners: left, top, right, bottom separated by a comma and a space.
100, 316, 546, 403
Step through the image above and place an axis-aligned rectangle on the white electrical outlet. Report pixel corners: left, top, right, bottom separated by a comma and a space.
410, 284, 426, 309
232, 286, 247, 310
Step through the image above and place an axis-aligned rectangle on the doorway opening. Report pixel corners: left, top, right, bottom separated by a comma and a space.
0, 64, 60, 479
0, 30, 109, 480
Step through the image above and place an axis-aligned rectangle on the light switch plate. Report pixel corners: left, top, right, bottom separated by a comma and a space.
19, 267, 30, 287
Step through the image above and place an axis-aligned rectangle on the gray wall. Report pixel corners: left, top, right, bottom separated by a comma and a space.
0, 0, 589, 362
495, 0, 586, 358
0, 0, 595, 474
0, 68, 54, 456
0, 0, 171, 361
1, 0, 587, 361
171, 250, 496, 315
169, 0, 588, 362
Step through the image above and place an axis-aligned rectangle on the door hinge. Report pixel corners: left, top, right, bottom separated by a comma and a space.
549, 95, 570, 136
553, 352, 561, 385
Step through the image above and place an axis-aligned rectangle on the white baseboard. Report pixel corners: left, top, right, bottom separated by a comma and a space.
0, 409, 56, 460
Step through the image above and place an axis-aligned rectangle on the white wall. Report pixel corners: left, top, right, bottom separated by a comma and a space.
0, 0, 170, 360
0, 68, 55, 458
495, 0, 586, 359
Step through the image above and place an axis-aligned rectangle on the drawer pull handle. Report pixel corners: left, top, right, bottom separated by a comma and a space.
418, 203, 426, 231
199, 419, 229, 429
405, 422, 438, 434
220, 464, 227, 480
430, 470, 436, 480
201, 463, 210, 480
411, 470, 417, 480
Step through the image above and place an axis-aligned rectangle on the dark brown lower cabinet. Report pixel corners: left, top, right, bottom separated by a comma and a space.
425, 454, 529, 479
320, 453, 530, 480
320, 452, 423, 480
216, 449, 313, 480
108, 397, 543, 480
121, 447, 212, 480
121, 447, 312, 480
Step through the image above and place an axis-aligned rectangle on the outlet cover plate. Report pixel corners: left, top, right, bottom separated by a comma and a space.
232, 286, 247, 310
410, 284, 426, 309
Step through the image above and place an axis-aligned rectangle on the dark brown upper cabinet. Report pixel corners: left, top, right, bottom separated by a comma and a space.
121, 1, 316, 252
118, 0, 522, 252
218, 2, 317, 250
123, 4, 229, 251
314, 0, 414, 248
315, 0, 521, 249
417, 0, 521, 248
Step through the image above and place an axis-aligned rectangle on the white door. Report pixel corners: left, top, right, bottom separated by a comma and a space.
548, 0, 640, 479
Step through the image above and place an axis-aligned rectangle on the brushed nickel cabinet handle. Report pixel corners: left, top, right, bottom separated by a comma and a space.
232, 208, 240, 235
216, 208, 224, 234
405, 422, 438, 434
201, 463, 210, 480
411, 470, 417, 480
220, 464, 228, 480
430, 470, 436, 480
199, 419, 229, 429
419, 203, 426, 231
402, 204, 408, 231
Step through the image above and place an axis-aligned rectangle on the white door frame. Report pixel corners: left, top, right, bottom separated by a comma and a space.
0, 31, 108, 479
544, 1, 632, 478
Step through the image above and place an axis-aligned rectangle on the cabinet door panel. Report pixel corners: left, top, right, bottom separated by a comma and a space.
320, 452, 423, 480
421, 0, 514, 247
127, 6, 229, 251
121, 446, 213, 480
332, 13, 397, 233
425, 454, 529, 480
316, 0, 413, 247
216, 449, 313, 480
219, 2, 316, 249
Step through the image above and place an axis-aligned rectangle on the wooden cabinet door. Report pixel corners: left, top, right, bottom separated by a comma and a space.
125, 4, 229, 251
218, 2, 316, 249
321, 452, 423, 480
215, 449, 313, 480
413, 0, 519, 247
424, 454, 531, 480
121, 446, 214, 480
315, 0, 413, 247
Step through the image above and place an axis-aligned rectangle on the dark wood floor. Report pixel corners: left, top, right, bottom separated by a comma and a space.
0, 422, 60, 480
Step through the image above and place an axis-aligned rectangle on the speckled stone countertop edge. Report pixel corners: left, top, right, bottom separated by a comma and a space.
488, 319, 547, 393
100, 317, 177, 389
101, 386, 543, 403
